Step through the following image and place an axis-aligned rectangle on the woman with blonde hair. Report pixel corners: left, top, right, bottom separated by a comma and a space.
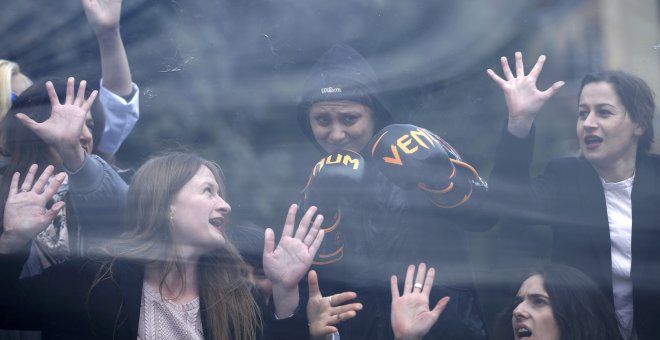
0, 59, 32, 119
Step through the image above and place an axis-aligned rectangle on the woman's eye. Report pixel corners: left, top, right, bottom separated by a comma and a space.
598, 109, 612, 117
533, 298, 548, 306
578, 110, 589, 119
341, 115, 358, 125
86, 120, 95, 130
314, 116, 331, 126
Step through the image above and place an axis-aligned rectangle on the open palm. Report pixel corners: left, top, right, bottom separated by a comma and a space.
1, 165, 65, 252
82, 0, 122, 32
391, 264, 449, 340
263, 204, 324, 289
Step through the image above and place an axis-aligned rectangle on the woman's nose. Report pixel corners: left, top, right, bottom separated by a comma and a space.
512, 302, 528, 319
328, 125, 346, 142
80, 125, 93, 146
216, 196, 231, 214
583, 111, 598, 128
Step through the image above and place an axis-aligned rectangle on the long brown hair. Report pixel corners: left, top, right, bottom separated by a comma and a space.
98, 152, 261, 340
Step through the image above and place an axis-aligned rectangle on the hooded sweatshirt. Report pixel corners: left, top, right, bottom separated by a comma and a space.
297, 43, 393, 152
297, 44, 490, 340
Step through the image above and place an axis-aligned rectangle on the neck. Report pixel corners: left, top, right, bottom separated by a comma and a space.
593, 153, 637, 183
144, 256, 200, 304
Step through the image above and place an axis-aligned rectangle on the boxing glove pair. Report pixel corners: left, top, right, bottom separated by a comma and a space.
302, 124, 486, 264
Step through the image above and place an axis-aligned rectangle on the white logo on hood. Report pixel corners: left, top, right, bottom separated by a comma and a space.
321, 86, 342, 94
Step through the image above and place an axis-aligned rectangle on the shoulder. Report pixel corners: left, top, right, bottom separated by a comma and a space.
642, 152, 660, 165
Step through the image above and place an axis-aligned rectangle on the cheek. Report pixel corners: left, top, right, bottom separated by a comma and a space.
310, 124, 330, 144
310, 122, 323, 136
576, 121, 582, 135
354, 121, 375, 141
540, 310, 560, 336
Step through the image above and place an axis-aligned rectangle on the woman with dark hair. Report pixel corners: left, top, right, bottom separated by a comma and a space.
0, 78, 324, 339
296, 43, 495, 340
487, 52, 660, 339
0, 77, 126, 278
492, 264, 623, 340
1, 0, 139, 159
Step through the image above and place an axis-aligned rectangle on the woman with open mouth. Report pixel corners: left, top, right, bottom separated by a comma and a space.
487, 52, 659, 339
0, 78, 322, 339
492, 264, 622, 340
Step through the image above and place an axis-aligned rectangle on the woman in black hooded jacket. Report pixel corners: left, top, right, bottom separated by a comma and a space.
296, 43, 496, 340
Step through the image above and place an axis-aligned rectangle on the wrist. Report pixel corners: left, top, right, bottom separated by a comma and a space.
507, 116, 534, 138
0, 230, 32, 254
58, 146, 85, 172
311, 334, 334, 340
395, 336, 422, 340
271, 283, 299, 318
95, 27, 121, 42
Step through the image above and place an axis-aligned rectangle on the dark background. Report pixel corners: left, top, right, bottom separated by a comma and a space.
3, 0, 658, 332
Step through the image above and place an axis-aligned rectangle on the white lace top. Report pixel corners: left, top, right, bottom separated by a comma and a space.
137, 281, 203, 340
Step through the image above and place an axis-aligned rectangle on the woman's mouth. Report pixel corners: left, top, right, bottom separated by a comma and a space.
583, 135, 603, 150
515, 326, 532, 338
209, 217, 224, 231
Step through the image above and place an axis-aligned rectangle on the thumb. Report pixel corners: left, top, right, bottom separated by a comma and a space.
46, 201, 66, 221
308, 270, 321, 299
430, 296, 450, 319
263, 228, 275, 255
543, 80, 565, 98
15, 113, 40, 131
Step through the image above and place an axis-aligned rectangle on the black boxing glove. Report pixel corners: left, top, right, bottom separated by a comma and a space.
369, 124, 487, 208
369, 124, 454, 190
302, 150, 366, 265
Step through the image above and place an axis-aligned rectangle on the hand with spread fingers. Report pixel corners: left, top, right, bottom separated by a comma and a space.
82, 0, 122, 33
263, 204, 325, 318
390, 263, 450, 340
307, 270, 362, 340
0, 164, 66, 254
486, 51, 565, 138
15, 77, 98, 170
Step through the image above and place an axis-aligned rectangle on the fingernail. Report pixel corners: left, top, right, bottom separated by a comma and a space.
55, 172, 66, 181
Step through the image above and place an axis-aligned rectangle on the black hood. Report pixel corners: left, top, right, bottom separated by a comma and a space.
297, 44, 393, 151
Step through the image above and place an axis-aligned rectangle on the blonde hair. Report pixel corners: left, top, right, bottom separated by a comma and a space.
0, 59, 32, 118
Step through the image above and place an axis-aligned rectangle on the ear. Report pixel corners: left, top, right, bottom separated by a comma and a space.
168, 206, 176, 223
634, 124, 644, 137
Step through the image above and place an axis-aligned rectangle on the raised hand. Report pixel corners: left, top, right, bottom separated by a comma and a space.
390, 263, 450, 340
486, 52, 565, 138
0, 165, 66, 254
15, 77, 98, 170
82, 0, 122, 33
307, 270, 362, 339
263, 204, 324, 317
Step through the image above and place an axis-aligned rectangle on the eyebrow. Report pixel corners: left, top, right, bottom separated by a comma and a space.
578, 103, 617, 109
200, 180, 218, 188
514, 293, 550, 300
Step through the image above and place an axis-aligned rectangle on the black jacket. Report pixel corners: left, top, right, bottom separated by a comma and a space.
301, 156, 493, 340
297, 43, 494, 340
490, 128, 660, 340
0, 250, 306, 340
